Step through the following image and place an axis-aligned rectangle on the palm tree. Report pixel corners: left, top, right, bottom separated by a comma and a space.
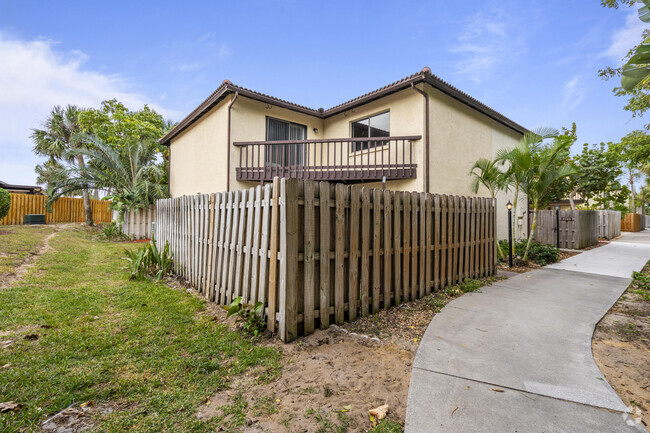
469, 158, 507, 260
521, 136, 576, 261
32, 105, 94, 225
49, 135, 168, 225
496, 127, 560, 255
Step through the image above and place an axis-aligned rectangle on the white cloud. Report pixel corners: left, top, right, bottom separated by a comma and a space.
449, 8, 522, 84
0, 33, 181, 185
561, 75, 584, 111
605, 8, 648, 61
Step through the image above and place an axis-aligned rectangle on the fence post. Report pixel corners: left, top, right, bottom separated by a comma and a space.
279, 178, 299, 342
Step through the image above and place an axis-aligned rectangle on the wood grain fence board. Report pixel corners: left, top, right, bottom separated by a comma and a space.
425, 193, 432, 294
257, 184, 272, 307
241, 189, 254, 303
220, 192, 233, 304
393, 191, 402, 305
440, 195, 447, 289
267, 179, 280, 332
383, 189, 393, 309
411, 191, 419, 301
334, 184, 346, 323
348, 185, 360, 321
372, 188, 382, 313
433, 194, 441, 290
402, 192, 411, 303
233, 189, 247, 299
303, 180, 316, 333
360, 187, 371, 317
249, 186, 263, 304
319, 181, 331, 327
1, 194, 111, 225
419, 192, 426, 298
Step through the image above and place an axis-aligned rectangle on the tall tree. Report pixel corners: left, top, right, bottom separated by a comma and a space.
521, 136, 576, 261
49, 135, 168, 225
31, 105, 94, 226
469, 158, 508, 260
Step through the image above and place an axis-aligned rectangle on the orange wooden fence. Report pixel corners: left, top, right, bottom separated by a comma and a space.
0, 193, 112, 225
621, 213, 642, 232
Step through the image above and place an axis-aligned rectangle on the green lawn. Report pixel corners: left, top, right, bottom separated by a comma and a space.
0, 225, 56, 275
0, 226, 281, 432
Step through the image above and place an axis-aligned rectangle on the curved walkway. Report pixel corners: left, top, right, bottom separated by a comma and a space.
405, 231, 650, 433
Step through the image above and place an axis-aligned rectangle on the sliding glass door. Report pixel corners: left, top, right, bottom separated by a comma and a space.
265, 117, 306, 171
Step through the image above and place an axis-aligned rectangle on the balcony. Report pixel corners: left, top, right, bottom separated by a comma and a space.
234, 136, 420, 182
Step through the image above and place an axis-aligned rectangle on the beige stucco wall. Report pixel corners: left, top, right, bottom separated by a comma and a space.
424, 83, 525, 240
168, 83, 525, 240
169, 97, 230, 197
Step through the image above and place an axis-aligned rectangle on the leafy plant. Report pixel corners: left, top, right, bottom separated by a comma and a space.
99, 222, 129, 241
369, 419, 403, 433
224, 296, 265, 336
498, 239, 559, 265
0, 187, 10, 220
123, 237, 173, 281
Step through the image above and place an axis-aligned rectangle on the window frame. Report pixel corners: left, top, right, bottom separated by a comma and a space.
349, 110, 390, 152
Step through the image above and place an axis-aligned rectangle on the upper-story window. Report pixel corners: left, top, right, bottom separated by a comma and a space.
351, 111, 390, 151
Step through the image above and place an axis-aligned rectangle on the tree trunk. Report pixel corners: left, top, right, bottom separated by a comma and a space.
568, 187, 579, 210
76, 154, 94, 226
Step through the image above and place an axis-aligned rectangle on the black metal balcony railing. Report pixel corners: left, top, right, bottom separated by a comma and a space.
234, 136, 420, 182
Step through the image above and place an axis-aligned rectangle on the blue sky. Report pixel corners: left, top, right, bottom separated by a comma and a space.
1, 0, 647, 185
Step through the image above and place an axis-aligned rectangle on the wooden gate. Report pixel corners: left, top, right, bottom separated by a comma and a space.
531, 210, 598, 249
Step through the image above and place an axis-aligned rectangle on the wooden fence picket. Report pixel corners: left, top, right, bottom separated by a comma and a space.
154, 178, 497, 342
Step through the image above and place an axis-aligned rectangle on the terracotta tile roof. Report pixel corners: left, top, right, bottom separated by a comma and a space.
160, 68, 526, 145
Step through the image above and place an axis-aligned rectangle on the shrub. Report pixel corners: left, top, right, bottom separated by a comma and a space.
498, 239, 559, 266
100, 222, 129, 241
224, 296, 265, 336
0, 188, 10, 220
123, 238, 173, 281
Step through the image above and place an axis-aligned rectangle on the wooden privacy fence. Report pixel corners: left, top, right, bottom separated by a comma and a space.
597, 210, 621, 240
121, 205, 156, 239
621, 213, 642, 232
0, 193, 111, 225
531, 210, 598, 249
156, 178, 497, 342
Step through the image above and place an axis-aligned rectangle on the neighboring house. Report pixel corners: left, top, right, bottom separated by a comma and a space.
0, 180, 44, 195
161, 67, 528, 239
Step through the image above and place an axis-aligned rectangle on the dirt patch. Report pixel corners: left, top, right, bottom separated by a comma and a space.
0, 228, 59, 290
0, 230, 13, 236
190, 276, 505, 432
593, 263, 650, 429
39, 401, 127, 433
197, 329, 412, 432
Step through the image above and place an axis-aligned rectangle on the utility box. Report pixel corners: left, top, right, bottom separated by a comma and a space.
24, 214, 46, 225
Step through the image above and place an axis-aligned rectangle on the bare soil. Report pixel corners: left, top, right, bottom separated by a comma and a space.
193, 276, 503, 432
593, 264, 650, 430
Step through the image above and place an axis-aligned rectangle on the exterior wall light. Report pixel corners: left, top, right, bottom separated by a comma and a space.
313, 128, 319, 134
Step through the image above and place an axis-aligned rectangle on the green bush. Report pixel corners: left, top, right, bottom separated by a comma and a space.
100, 222, 130, 241
123, 237, 173, 281
0, 188, 10, 220
498, 239, 559, 265
224, 296, 265, 336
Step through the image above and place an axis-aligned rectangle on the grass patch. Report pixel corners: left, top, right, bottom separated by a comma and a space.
369, 419, 404, 433
0, 224, 56, 275
0, 227, 281, 433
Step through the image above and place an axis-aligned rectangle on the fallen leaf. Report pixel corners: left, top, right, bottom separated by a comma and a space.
490, 388, 504, 393
80, 401, 94, 408
369, 414, 377, 427
1, 364, 10, 369
465, 386, 470, 390
342, 405, 352, 412
450, 406, 458, 417
369, 404, 389, 420
0, 401, 20, 413
0, 340, 14, 349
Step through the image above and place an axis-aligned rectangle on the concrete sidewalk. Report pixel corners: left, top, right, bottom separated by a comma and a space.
405, 231, 650, 433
